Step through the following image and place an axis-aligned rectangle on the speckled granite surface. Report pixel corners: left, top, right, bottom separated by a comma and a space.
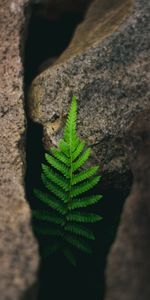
29, 0, 150, 189
0, 1, 39, 299
105, 110, 150, 300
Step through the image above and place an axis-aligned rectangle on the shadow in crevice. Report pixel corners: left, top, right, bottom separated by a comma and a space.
24, 1, 91, 204
24, 2, 90, 86
37, 186, 132, 300
25, 122, 44, 207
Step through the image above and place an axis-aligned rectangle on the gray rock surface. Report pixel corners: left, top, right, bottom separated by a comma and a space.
29, 0, 150, 189
105, 110, 150, 300
0, 1, 39, 299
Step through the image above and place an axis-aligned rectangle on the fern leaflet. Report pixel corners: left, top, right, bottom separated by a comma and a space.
67, 212, 103, 223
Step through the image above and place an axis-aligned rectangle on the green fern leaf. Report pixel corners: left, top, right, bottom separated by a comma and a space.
41, 173, 68, 203
71, 176, 101, 197
72, 140, 85, 161
64, 96, 77, 143
42, 164, 69, 191
67, 212, 103, 223
32, 210, 65, 226
65, 223, 95, 240
72, 148, 91, 172
45, 153, 70, 178
58, 139, 70, 157
64, 104, 80, 152
33, 189, 66, 215
71, 137, 81, 153
50, 147, 70, 166
68, 195, 103, 210
64, 234, 92, 254
72, 166, 99, 185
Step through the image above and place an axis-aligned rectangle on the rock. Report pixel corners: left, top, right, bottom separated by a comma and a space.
105, 110, 150, 300
54, 0, 133, 65
0, 1, 39, 299
29, 0, 150, 189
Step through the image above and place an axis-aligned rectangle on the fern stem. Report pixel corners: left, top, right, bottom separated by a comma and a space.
69, 145, 73, 204
68, 110, 74, 205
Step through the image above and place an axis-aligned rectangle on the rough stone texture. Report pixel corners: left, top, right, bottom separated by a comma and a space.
55, 0, 133, 65
29, 0, 150, 189
105, 110, 150, 300
0, 1, 39, 299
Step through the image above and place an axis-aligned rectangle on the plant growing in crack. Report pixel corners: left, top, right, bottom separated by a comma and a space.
32, 96, 103, 266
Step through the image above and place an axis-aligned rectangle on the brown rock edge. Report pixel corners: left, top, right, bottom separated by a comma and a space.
0, 1, 39, 300
105, 111, 150, 300
56, 0, 133, 65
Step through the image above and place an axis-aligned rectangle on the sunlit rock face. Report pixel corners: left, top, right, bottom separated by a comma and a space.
0, 1, 39, 300
29, 0, 149, 189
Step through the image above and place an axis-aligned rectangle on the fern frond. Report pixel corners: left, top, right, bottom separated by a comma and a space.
65, 223, 95, 240
33, 96, 104, 265
33, 189, 66, 215
64, 95, 77, 143
63, 247, 76, 266
41, 173, 68, 203
72, 148, 91, 172
72, 140, 85, 161
67, 212, 103, 223
42, 164, 69, 191
50, 147, 70, 166
60, 135, 80, 156
72, 166, 99, 185
64, 234, 92, 254
32, 210, 65, 226
58, 139, 70, 157
71, 176, 101, 198
71, 137, 81, 152
68, 195, 103, 210
45, 153, 70, 178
